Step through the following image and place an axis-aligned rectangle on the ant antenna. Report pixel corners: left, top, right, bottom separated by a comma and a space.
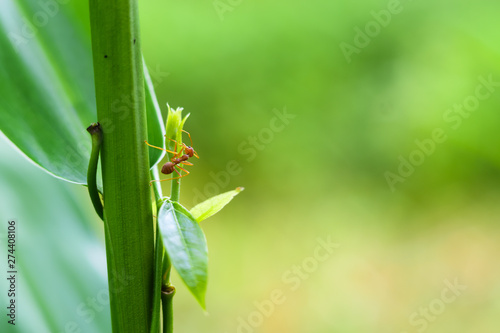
182, 130, 194, 147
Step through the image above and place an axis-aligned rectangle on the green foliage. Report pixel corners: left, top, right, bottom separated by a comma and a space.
1, 1, 245, 330
2, 0, 500, 331
0, 140, 111, 332
0, 0, 165, 186
191, 187, 244, 222
158, 199, 208, 309
165, 104, 189, 145
155, 106, 243, 320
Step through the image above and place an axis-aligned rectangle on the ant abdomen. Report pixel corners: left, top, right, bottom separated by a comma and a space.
161, 162, 175, 174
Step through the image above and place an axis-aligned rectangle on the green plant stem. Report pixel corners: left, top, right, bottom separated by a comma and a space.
167, 141, 181, 202
86, 123, 103, 220
151, 219, 164, 333
160, 148, 177, 331
150, 167, 174, 332
89, 1, 154, 332
170, 178, 181, 202
161, 286, 176, 333
162, 248, 172, 285
152, 167, 163, 204
151, 167, 163, 333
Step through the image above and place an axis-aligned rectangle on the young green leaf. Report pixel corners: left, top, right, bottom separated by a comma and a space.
158, 199, 208, 309
191, 187, 244, 222
165, 104, 184, 143
164, 104, 190, 152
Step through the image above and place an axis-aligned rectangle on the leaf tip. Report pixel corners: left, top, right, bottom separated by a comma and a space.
194, 291, 207, 311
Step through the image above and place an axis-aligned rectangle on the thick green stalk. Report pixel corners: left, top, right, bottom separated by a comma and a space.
89, 1, 154, 332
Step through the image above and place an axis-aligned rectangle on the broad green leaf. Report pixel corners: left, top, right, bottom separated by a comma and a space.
158, 199, 208, 309
0, 136, 110, 332
0, 0, 164, 185
191, 187, 244, 222
144, 58, 166, 167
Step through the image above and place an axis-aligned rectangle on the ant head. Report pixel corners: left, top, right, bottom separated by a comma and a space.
184, 146, 195, 158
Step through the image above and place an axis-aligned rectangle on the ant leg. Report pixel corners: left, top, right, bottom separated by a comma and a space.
182, 130, 194, 147
182, 130, 199, 158
148, 165, 191, 186
167, 138, 178, 148
144, 141, 176, 154
167, 138, 182, 156
150, 178, 178, 185
175, 165, 190, 176
149, 173, 186, 184
173, 166, 190, 184
180, 161, 193, 166
149, 167, 189, 185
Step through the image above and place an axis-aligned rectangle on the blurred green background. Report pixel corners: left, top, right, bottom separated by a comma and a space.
2, 0, 500, 332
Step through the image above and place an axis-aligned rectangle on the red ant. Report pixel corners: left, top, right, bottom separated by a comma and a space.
145, 130, 199, 183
